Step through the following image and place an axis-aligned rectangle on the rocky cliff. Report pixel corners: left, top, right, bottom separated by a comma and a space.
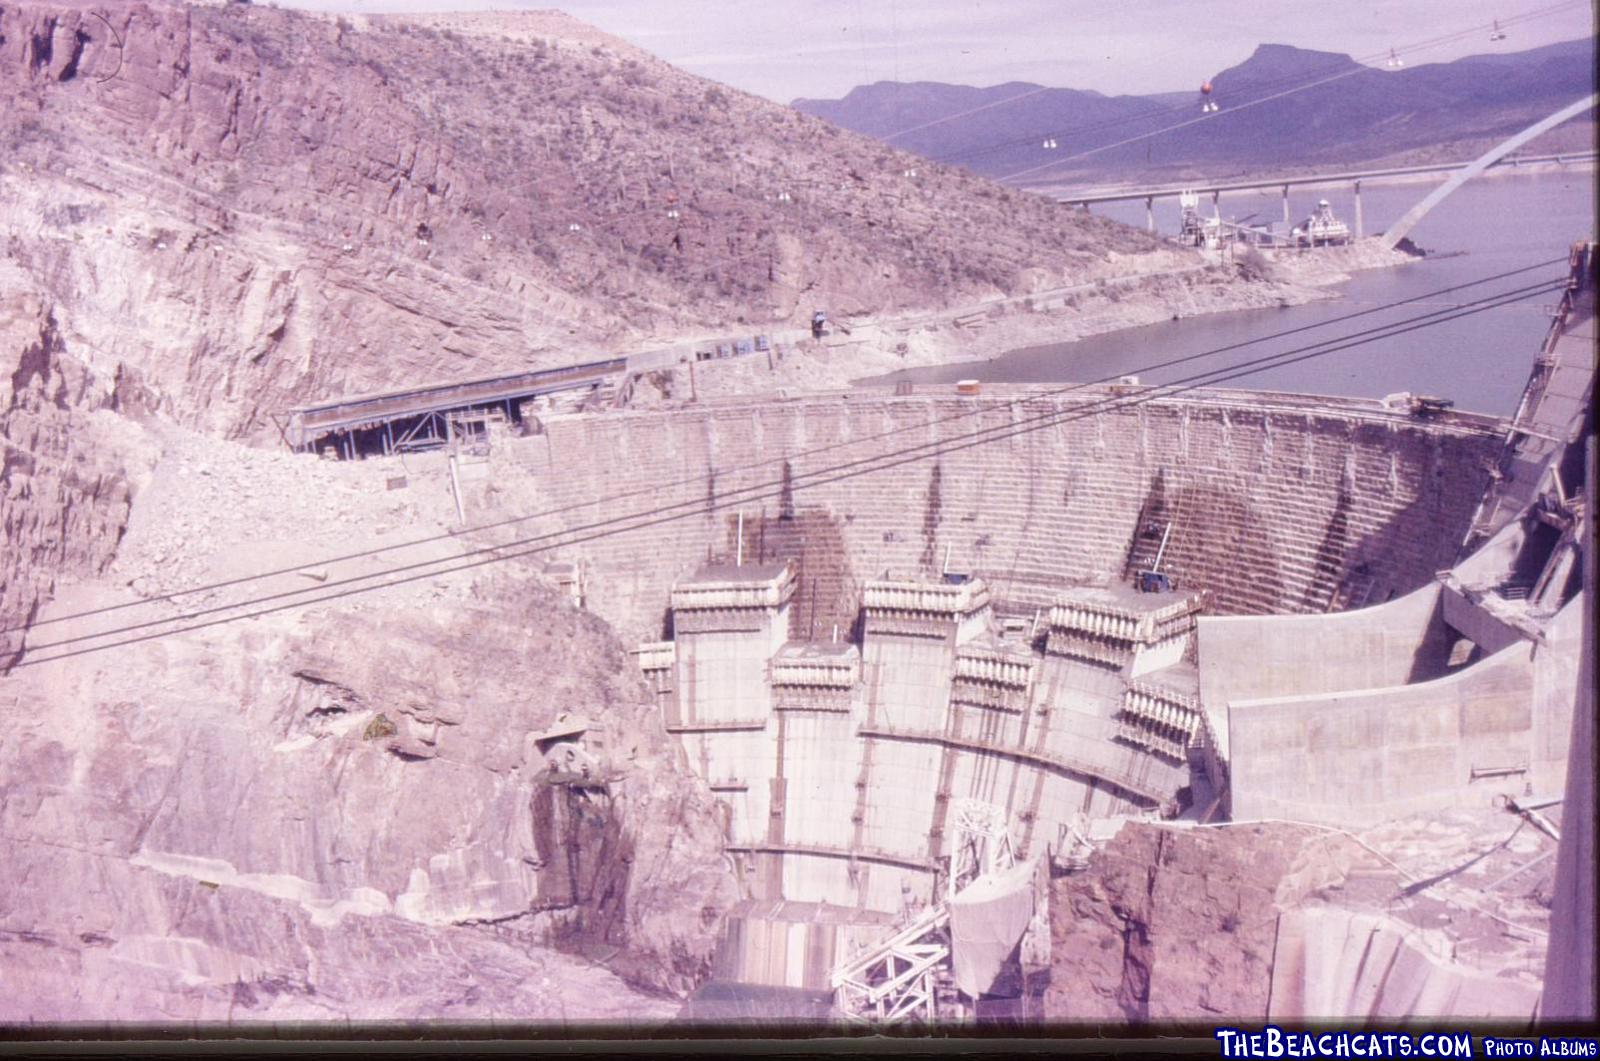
0, 281, 156, 670
0, 574, 739, 1020
0, 0, 1208, 668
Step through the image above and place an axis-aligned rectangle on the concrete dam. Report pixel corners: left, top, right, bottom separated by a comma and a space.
493, 336, 1589, 1004
273, 246, 1584, 1019
519, 387, 1502, 642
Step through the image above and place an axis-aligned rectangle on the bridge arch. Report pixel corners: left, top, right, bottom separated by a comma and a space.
1381, 94, 1598, 249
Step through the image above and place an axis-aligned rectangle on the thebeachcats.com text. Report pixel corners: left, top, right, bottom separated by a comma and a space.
1215, 1026, 1600, 1059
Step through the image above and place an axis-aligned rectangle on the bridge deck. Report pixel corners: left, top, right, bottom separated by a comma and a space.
1055, 150, 1597, 206
282, 356, 628, 449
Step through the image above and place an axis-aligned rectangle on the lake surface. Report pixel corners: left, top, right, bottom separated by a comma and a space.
860, 167, 1595, 414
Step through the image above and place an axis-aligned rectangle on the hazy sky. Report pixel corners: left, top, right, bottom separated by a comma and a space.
281, 0, 1596, 103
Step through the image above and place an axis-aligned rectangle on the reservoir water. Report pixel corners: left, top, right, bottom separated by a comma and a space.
861, 167, 1595, 414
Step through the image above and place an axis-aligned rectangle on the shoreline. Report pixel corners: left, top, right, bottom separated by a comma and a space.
629, 240, 1414, 407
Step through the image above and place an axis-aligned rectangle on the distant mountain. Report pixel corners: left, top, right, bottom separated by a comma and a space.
793, 39, 1597, 185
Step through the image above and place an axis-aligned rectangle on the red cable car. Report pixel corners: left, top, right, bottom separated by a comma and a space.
1199, 81, 1219, 113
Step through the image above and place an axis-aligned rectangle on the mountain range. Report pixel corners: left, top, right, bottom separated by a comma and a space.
793, 39, 1597, 186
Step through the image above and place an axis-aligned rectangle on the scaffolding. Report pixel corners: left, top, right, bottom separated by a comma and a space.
829, 904, 952, 1025
829, 799, 1021, 1026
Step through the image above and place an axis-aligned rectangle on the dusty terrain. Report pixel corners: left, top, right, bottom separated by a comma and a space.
1, 0, 1187, 440
633, 241, 1410, 402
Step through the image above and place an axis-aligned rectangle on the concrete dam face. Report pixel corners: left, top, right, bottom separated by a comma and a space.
521, 387, 1500, 642
508, 384, 1536, 998
504, 386, 1511, 979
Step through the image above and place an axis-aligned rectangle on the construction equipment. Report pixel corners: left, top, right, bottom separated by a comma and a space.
946, 798, 1017, 901
830, 798, 1025, 1026
1177, 190, 1224, 249
532, 713, 619, 791
1292, 200, 1352, 246
1135, 517, 1176, 593
1408, 395, 1455, 417
1137, 570, 1174, 593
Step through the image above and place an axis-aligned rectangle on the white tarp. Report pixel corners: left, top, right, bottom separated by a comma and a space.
948, 860, 1037, 999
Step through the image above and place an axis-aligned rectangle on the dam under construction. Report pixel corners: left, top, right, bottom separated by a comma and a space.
6, 241, 1589, 1030
3, 0, 1596, 1035
503, 243, 1594, 1023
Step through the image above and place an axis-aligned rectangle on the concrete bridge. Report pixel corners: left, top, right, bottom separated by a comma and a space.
1056, 149, 1597, 236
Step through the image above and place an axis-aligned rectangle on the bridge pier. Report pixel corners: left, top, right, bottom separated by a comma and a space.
1146, 196, 1155, 233
1211, 189, 1220, 220
1282, 184, 1290, 224
1354, 179, 1364, 239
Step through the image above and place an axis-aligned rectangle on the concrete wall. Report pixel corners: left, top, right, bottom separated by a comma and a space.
1197, 584, 1450, 759
1268, 907, 1541, 1020
1199, 583, 1448, 703
695, 614, 1190, 914
1541, 468, 1594, 1019
1228, 641, 1535, 827
1224, 591, 1582, 828
672, 596, 789, 848
504, 389, 1499, 644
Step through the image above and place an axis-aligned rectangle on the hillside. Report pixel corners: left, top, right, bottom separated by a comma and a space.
794, 38, 1597, 184
0, 0, 1170, 440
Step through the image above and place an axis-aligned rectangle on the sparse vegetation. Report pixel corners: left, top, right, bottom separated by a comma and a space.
363, 713, 398, 740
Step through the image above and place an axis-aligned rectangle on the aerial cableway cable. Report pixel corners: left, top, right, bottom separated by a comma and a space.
17, 276, 1563, 665
7, 256, 1568, 638
871, 2, 1586, 176
920, 1, 1585, 163
11, 257, 1566, 635
12, 274, 1567, 668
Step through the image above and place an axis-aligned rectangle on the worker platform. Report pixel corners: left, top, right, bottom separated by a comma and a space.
277, 356, 627, 457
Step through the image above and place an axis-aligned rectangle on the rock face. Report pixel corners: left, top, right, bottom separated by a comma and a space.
0, 0, 1205, 670
0, 579, 739, 1020
0, 0, 1168, 442
1043, 814, 1555, 1023
1045, 823, 1303, 1022
0, 285, 155, 669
